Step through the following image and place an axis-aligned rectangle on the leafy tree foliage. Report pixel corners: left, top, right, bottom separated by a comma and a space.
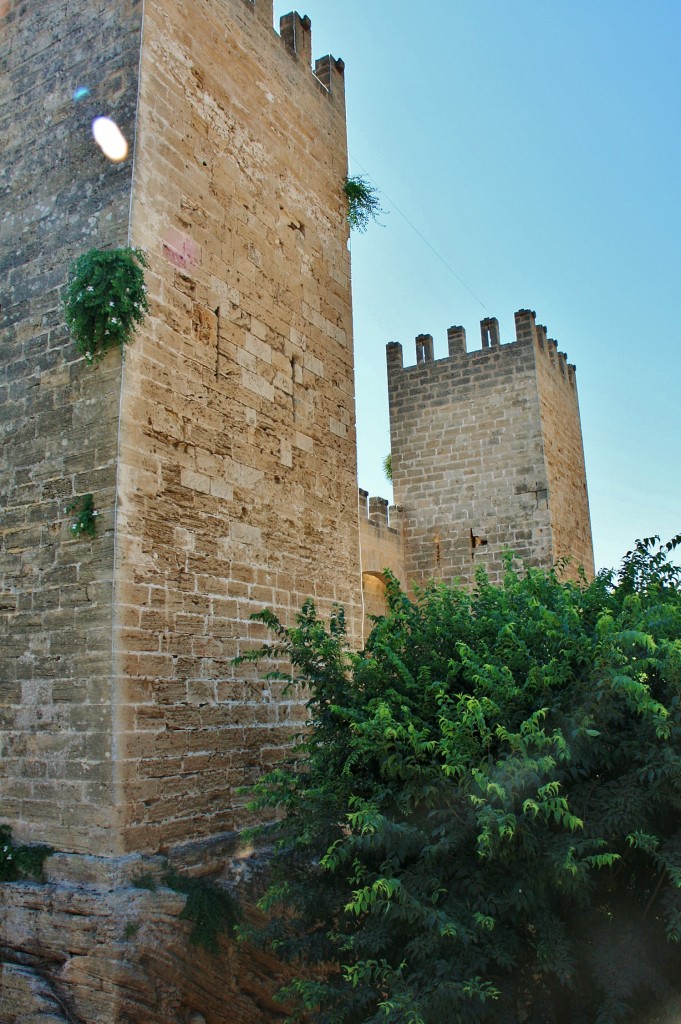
238, 537, 681, 1024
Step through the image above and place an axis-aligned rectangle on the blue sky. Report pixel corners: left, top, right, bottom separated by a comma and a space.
273, 0, 681, 573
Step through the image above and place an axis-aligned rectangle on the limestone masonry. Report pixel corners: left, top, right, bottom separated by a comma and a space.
382, 310, 594, 591
0, 0, 593, 1020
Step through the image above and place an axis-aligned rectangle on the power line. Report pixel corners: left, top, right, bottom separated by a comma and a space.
349, 154, 492, 316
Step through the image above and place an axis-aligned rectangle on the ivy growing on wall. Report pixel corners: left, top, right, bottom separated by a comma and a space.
63, 246, 149, 364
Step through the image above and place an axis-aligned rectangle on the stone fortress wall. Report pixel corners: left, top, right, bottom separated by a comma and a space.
0, 0, 593, 1019
1, 0, 360, 862
1, 1, 360, 1019
113, 0, 360, 858
528, 315, 594, 574
358, 489, 404, 626
359, 308, 594, 607
0, 0, 145, 857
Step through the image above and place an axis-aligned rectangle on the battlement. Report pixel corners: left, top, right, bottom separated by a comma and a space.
242, 4, 346, 99
279, 11, 313, 64
386, 305, 593, 590
358, 490, 404, 620
232, 3, 345, 100
516, 309, 576, 388
279, 10, 346, 90
359, 488, 401, 533
387, 308, 578, 393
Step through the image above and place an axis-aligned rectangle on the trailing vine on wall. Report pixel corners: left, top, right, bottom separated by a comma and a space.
63, 246, 149, 363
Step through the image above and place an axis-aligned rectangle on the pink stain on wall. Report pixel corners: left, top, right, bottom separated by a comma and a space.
162, 229, 200, 269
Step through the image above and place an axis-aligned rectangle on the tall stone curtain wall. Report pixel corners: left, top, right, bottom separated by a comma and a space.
386, 311, 593, 588
116, 0, 359, 854
0, 0, 143, 854
1, 0, 358, 859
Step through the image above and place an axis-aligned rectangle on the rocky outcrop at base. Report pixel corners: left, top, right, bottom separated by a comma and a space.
0, 843, 287, 1024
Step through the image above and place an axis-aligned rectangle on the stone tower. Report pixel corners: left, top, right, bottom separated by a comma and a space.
1, 0, 358, 1018
387, 309, 594, 588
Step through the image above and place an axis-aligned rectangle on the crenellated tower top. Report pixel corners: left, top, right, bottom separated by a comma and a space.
387, 308, 578, 395
243, 3, 346, 101
386, 306, 594, 587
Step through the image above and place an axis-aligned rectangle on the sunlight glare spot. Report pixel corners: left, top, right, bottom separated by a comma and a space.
92, 116, 128, 162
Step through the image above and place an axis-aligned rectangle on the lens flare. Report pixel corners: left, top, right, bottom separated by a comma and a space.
92, 116, 128, 162
73, 86, 90, 102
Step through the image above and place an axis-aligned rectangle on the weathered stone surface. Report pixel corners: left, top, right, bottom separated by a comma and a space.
0, 0, 143, 856
530, 315, 594, 574
114, 0, 360, 855
2, 0, 357, 1017
1, 0, 595, 1018
384, 309, 593, 589
0, 962, 71, 1023
1, 0, 359, 860
0, 848, 288, 1024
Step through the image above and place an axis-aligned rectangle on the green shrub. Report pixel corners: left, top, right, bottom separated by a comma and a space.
238, 536, 681, 1024
63, 246, 149, 364
66, 493, 98, 538
344, 176, 383, 233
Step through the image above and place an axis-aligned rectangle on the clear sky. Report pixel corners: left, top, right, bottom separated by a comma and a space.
275, 0, 681, 574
